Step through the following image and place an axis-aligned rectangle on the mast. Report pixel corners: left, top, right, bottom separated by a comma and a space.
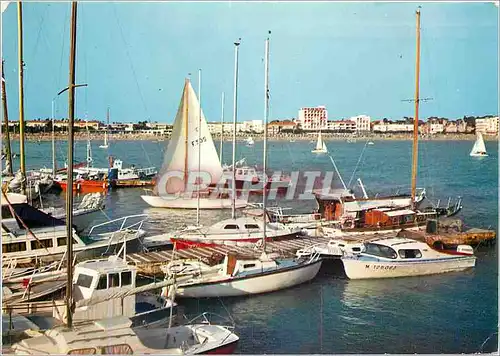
17, 2, 26, 194
231, 39, 241, 220
65, 0, 78, 328
410, 7, 421, 209
51, 99, 56, 175
105, 107, 109, 146
2, 60, 13, 175
262, 31, 270, 252
183, 78, 189, 188
196, 69, 201, 226
219, 92, 224, 163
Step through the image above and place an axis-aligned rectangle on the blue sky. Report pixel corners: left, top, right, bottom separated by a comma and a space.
1, 1, 498, 124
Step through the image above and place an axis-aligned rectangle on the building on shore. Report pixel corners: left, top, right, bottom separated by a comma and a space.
297, 106, 328, 131
327, 120, 357, 132
475, 116, 499, 135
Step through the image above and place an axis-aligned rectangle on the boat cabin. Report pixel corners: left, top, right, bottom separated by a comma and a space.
359, 238, 474, 261
1, 203, 83, 261
54, 257, 138, 323
363, 208, 416, 228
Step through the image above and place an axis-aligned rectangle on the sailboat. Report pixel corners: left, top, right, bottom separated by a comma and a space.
245, 136, 254, 146
311, 130, 328, 153
469, 132, 488, 157
99, 107, 110, 149
160, 33, 322, 299
140, 78, 248, 209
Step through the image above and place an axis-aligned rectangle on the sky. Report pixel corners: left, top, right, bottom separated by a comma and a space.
1, 1, 498, 124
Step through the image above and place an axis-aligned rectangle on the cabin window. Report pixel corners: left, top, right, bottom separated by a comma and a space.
31, 239, 54, 250
101, 344, 133, 354
2, 242, 27, 253
75, 273, 94, 288
97, 275, 107, 290
108, 273, 120, 288
398, 249, 422, 259
244, 224, 260, 229
56, 237, 79, 246
121, 271, 132, 286
224, 224, 239, 230
404, 215, 414, 223
68, 348, 97, 354
364, 243, 397, 259
243, 263, 256, 269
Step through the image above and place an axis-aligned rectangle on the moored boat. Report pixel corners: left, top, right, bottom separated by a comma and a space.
341, 237, 476, 279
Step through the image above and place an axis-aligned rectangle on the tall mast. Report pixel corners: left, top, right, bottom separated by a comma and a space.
196, 69, 201, 226
52, 100, 56, 175
219, 92, 224, 163
410, 7, 421, 208
262, 31, 270, 252
105, 107, 109, 145
65, 0, 78, 329
231, 39, 241, 220
17, 2, 26, 194
183, 78, 189, 188
2, 60, 13, 175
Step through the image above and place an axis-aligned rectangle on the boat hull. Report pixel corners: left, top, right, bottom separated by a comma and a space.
56, 180, 108, 193
341, 256, 476, 279
176, 259, 322, 298
141, 195, 248, 209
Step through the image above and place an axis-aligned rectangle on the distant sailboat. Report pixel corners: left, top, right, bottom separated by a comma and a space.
311, 130, 328, 154
141, 79, 247, 209
245, 136, 254, 146
469, 132, 488, 157
99, 108, 109, 149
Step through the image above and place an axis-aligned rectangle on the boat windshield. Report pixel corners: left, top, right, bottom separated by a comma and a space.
364, 243, 397, 259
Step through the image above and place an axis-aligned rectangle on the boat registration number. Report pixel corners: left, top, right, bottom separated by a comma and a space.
365, 265, 397, 270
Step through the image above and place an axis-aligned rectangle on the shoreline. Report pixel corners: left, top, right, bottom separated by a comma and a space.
6, 132, 498, 142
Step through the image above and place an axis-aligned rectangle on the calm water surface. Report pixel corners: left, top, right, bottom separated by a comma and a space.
9, 138, 499, 353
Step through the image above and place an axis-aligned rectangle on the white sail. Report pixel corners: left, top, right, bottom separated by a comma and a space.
322, 141, 327, 152
315, 131, 323, 150
470, 132, 487, 156
1, 1, 10, 14
157, 79, 223, 193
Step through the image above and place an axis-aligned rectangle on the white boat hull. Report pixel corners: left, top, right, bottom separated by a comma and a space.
342, 255, 476, 279
140, 195, 248, 209
176, 259, 322, 298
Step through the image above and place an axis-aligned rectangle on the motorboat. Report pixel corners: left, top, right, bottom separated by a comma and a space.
167, 216, 302, 249
341, 237, 476, 279
11, 314, 239, 355
296, 239, 364, 259
1, 201, 146, 264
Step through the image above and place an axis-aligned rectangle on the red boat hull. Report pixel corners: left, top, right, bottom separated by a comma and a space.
56, 180, 108, 193
203, 340, 239, 354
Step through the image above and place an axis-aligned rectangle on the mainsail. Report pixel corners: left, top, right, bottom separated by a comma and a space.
316, 131, 324, 151
470, 132, 487, 156
156, 79, 223, 194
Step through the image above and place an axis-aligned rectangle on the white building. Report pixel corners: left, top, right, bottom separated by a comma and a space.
428, 123, 444, 134
373, 123, 413, 133
297, 106, 328, 131
207, 122, 244, 135
475, 117, 499, 135
242, 120, 264, 133
348, 115, 371, 132
328, 120, 357, 132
